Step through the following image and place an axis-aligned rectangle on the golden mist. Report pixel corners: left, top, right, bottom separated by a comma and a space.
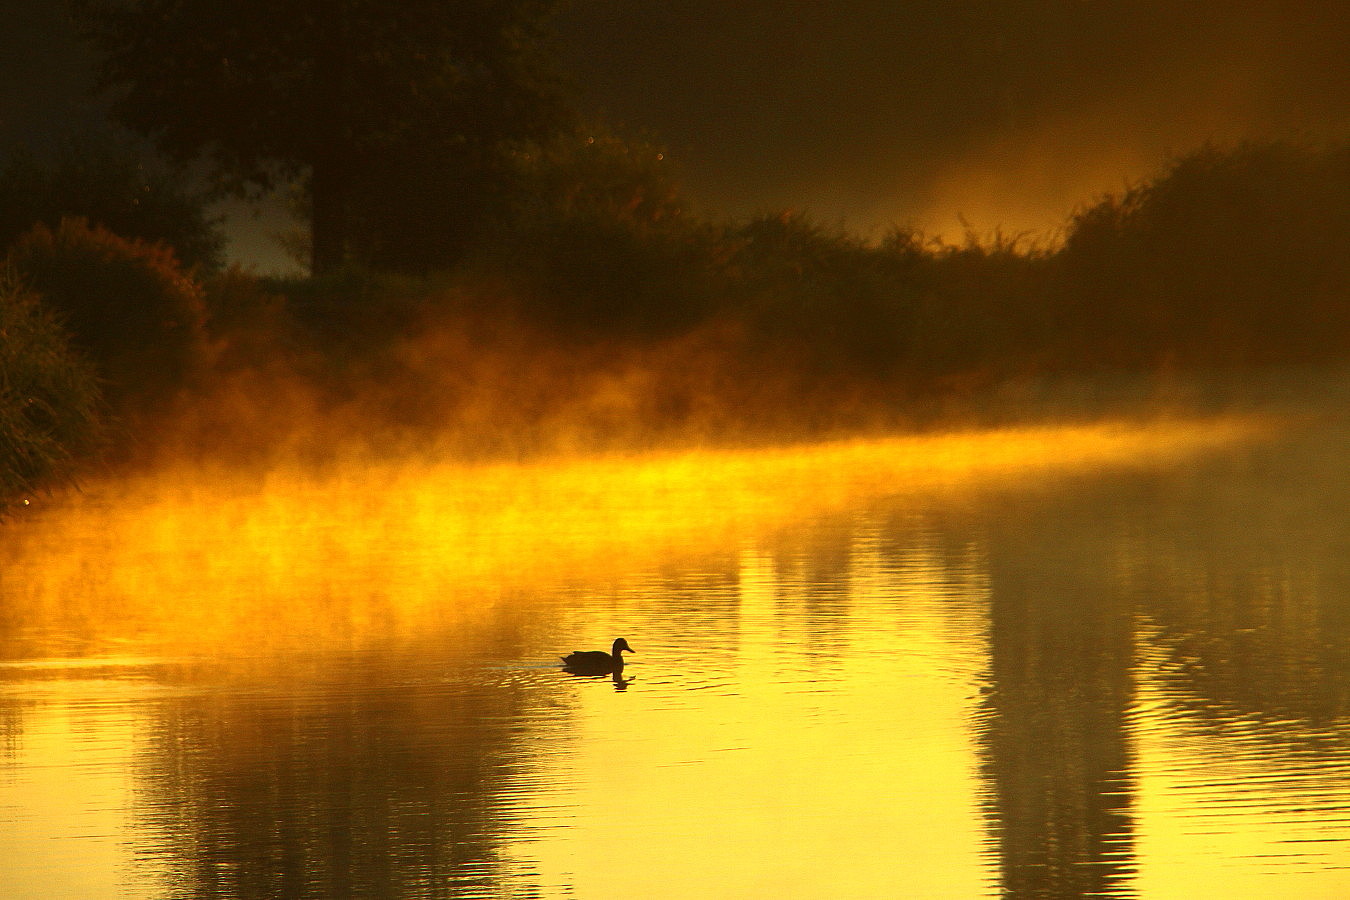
2, 415, 1276, 656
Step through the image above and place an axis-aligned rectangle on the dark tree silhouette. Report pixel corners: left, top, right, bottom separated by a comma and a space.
78, 0, 567, 274
0, 133, 223, 270
7, 217, 210, 413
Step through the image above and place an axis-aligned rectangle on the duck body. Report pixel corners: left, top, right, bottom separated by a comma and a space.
562, 638, 634, 675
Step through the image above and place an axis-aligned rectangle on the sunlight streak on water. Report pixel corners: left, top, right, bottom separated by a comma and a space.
509, 521, 999, 897
5, 413, 1342, 897
0, 416, 1272, 659
0, 688, 146, 898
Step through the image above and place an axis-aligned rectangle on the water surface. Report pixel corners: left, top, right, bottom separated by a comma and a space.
2, 417, 1349, 897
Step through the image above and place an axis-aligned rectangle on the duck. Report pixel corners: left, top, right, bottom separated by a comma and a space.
561, 638, 634, 675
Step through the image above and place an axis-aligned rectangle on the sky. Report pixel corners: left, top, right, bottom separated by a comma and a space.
5, 1, 1350, 268
554, 1, 1350, 241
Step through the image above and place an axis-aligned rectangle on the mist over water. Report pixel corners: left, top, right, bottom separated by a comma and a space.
2, 388, 1349, 896
6, 3, 1350, 893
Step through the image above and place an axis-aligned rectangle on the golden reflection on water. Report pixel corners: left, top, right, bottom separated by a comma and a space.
0, 689, 143, 896
8, 413, 1349, 897
1, 416, 1271, 657
521, 526, 998, 896
1132, 648, 1350, 897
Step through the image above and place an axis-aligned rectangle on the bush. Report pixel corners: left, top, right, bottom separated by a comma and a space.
6, 218, 211, 414
0, 135, 223, 271
489, 130, 725, 337
721, 213, 923, 375
1057, 141, 1350, 365
0, 273, 104, 503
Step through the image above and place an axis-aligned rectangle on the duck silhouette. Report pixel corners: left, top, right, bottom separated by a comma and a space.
561, 638, 634, 675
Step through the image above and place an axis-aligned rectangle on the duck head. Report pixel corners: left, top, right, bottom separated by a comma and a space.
612, 638, 634, 657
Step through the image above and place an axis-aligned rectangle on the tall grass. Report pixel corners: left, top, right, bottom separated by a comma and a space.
0, 272, 104, 504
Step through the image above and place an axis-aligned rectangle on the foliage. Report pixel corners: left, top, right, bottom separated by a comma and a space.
1058, 141, 1350, 365
0, 133, 223, 270
489, 130, 724, 336
720, 213, 923, 376
908, 233, 1056, 380
171, 136, 1350, 464
17, 137, 1350, 467
485, 138, 1350, 399
0, 272, 104, 503
6, 218, 210, 414
511, 130, 687, 227
78, 0, 569, 273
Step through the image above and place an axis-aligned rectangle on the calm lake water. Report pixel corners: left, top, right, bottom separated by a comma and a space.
2, 414, 1349, 898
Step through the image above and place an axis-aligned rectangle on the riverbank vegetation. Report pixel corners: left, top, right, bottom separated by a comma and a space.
4, 135, 1350, 500
4, 0, 1350, 502
0, 273, 103, 502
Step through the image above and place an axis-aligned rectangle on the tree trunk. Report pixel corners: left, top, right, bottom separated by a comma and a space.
310, 155, 347, 275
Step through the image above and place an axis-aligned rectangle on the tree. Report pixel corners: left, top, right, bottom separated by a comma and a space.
78, 0, 567, 274
7, 217, 210, 413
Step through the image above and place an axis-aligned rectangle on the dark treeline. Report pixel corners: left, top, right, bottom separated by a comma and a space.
233, 138, 1350, 448
5, 136, 1350, 499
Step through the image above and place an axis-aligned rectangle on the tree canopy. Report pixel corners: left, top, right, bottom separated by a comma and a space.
78, 0, 569, 273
